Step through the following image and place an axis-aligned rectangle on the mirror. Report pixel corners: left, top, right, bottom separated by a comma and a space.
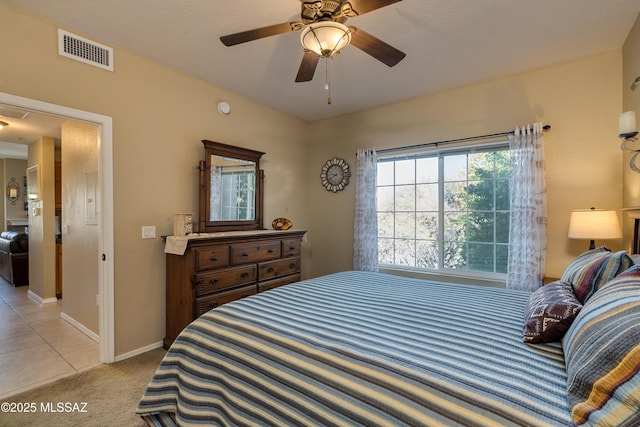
199, 140, 265, 232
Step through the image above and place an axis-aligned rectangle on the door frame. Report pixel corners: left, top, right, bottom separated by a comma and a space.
0, 92, 115, 363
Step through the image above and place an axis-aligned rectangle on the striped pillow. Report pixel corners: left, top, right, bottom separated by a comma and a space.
562, 265, 640, 426
560, 247, 633, 303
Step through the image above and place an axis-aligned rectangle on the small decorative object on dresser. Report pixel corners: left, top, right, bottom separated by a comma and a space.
164, 229, 306, 348
271, 217, 292, 230
172, 213, 193, 236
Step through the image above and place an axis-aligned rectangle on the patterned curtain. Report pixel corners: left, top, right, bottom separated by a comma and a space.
507, 123, 547, 291
353, 148, 378, 271
210, 166, 222, 221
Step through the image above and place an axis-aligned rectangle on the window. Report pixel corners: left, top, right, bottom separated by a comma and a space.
220, 170, 255, 220
377, 145, 510, 275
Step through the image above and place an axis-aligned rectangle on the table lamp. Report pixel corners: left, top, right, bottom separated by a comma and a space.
568, 208, 622, 250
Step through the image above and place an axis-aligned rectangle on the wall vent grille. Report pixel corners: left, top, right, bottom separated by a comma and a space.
58, 29, 113, 71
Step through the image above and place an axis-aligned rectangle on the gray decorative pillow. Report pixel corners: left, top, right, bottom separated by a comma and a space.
523, 281, 582, 344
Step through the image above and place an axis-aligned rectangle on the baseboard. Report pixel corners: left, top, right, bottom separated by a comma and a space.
115, 341, 164, 362
60, 312, 99, 343
27, 290, 58, 305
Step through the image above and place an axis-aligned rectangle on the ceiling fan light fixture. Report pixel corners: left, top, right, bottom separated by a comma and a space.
300, 21, 351, 57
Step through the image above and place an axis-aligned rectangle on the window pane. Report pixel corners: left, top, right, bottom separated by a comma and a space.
444, 241, 466, 269
444, 154, 467, 181
377, 161, 395, 186
416, 240, 438, 268
494, 151, 510, 178
496, 179, 509, 210
377, 186, 394, 212
469, 152, 493, 180
379, 238, 394, 264
378, 212, 394, 238
468, 243, 494, 272
395, 185, 415, 211
444, 182, 467, 211
395, 239, 415, 266
395, 213, 415, 239
467, 180, 494, 210
444, 212, 467, 241
395, 160, 415, 185
416, 212, 438, 239
416, 157, 438, 183
468, 212, 494, 243
496, 212, 509, 243
496, 244, 509, 273
416, 183, 438, 211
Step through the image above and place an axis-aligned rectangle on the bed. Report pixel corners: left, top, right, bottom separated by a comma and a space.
137, 250, 640, 426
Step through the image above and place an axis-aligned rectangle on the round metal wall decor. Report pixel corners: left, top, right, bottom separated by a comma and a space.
320, 158, 351, 192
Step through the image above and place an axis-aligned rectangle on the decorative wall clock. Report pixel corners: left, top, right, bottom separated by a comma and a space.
320, 157, 351, 192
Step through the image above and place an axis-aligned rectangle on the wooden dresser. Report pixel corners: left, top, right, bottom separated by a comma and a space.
164, 229, 306, 348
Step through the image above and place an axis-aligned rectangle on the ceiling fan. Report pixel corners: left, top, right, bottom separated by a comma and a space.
220, 0, 406, 83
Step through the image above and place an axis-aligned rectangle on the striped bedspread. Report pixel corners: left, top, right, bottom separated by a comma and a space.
137, 271, 573, 426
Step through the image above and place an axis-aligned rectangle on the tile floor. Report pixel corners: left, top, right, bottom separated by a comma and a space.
0, 279, 100, 399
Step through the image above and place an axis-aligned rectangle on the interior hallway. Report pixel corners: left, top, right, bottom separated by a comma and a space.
0, 279, 100, 399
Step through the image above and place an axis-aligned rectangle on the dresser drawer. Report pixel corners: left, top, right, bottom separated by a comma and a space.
195, 245, 229, 271
230, 240, 281, 264
258, 274, 301, 293
194, 265, 257, 296
282, 238, 302, 257
259, 257, 301, 280
195, 285, 257, 316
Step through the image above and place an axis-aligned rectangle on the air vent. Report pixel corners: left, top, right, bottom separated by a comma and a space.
58, 29, 113, 71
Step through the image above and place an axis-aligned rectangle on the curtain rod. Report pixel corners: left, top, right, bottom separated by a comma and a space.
375, 124, 551, 155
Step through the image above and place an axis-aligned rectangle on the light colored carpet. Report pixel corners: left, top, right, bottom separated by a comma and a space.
0, 347, 165, 427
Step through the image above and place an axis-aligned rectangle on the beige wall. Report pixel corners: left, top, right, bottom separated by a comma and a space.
27, 137, 56, 300
623, 14, 640, 243
0, 2, 632, 355
61, 121, 100, 334
307, 51, 624, 280
0, 4, 310, 355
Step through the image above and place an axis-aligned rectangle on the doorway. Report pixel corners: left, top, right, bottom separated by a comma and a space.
0, 92, 114, 363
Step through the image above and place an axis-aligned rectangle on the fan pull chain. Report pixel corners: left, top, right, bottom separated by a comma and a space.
325, 57, 332, 104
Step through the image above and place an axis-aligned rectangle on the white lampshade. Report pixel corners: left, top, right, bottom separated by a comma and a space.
568, 209, 622, 249
619, 111, 637, 137
300, 22, 351, 57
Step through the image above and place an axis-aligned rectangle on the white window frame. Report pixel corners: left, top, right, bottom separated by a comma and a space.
377, 141, 510, 282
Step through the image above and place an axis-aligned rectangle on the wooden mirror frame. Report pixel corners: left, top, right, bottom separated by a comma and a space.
198, 140, 265, 232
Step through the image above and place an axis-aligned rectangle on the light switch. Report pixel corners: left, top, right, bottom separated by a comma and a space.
142, 225, 156, 239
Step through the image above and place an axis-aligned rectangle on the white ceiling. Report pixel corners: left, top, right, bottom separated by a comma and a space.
1, 0, 640, 154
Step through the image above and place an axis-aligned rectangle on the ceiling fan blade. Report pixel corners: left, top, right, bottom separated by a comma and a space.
349, 26, 406, 67
220, 22, 300, 46
295, 51, 320, 82
346, 0, 403, 16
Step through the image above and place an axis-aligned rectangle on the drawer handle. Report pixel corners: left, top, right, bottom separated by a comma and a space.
242, 253, 249, 257
266, 267, 274, 274
210, 255, 218, 261
209, 278, 218, 285
289, 246, 296, 251
289, 263, 296, 269
268, 249, 274, 253
209, 302, 218, 310
240, 272, 249, 279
